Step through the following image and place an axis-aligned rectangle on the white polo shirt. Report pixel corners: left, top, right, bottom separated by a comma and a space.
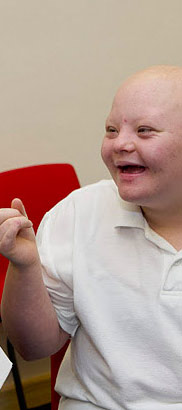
37, 179, 182, 410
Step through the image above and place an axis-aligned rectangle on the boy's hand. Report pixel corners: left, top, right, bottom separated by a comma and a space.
0, 199, 38, 268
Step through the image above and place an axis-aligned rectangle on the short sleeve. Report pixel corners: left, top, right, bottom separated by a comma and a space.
36, 196, 80, 337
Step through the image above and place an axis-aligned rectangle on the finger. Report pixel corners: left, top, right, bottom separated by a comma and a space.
0, 215, 32, 240
0, 216, 33, 239
0, 217, 33, 255
11, 198, 28, 217
0, 208, 21, 224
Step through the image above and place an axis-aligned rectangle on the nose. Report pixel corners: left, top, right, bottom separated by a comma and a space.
113, 130, 136, 153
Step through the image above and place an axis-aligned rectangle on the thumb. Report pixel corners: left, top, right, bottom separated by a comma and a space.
11, 198, 35, 239
11, 198, 28, 217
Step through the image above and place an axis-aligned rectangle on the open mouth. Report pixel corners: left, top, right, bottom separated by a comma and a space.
120, 165, 146, 174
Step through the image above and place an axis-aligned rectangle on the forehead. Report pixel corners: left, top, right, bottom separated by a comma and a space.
108, 74, 182, 125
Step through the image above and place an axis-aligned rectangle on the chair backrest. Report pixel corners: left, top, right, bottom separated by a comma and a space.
0, 163, 80, 300
0, 163, 80, 409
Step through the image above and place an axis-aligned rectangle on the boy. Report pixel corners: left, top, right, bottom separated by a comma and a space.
1, 65, 182, 409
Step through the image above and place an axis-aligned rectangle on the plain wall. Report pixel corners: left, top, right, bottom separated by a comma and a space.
1, 0, 182, 187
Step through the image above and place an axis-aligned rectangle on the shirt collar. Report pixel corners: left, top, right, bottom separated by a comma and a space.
113, 186, 145, 230
112, 185, 178, 254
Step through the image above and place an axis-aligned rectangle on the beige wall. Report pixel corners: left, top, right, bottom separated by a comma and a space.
0, 0, 182, 187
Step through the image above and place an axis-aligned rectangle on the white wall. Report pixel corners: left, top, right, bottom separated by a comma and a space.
0, 0, 182, 187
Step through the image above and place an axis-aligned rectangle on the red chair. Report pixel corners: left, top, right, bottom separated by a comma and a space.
0, 163, 80, 410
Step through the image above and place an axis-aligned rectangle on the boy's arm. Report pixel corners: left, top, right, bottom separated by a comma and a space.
0, 199, 69, 360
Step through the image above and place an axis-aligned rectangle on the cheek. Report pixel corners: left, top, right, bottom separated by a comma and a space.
142, 144, 169, 171
144, 142, 181, 177
101, 139, 111, 165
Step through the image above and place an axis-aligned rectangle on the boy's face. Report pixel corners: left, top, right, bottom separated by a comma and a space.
101, 71, 182, 212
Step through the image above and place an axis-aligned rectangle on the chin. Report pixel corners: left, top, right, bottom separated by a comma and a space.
117, 187, 149, 206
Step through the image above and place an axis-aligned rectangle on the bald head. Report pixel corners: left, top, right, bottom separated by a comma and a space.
124, 64, 182, 84
110, 65, 182, 127
116, 65, 182, 99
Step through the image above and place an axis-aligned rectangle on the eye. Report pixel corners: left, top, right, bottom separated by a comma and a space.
137, 126, 154, 137
106, 126, 117, 132
105, 125, 118, 138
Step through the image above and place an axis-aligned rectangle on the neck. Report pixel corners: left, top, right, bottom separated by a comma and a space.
141, 205, 182, 251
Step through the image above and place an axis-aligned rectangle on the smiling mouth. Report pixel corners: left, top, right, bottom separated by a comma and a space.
119, 165, 146, 174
